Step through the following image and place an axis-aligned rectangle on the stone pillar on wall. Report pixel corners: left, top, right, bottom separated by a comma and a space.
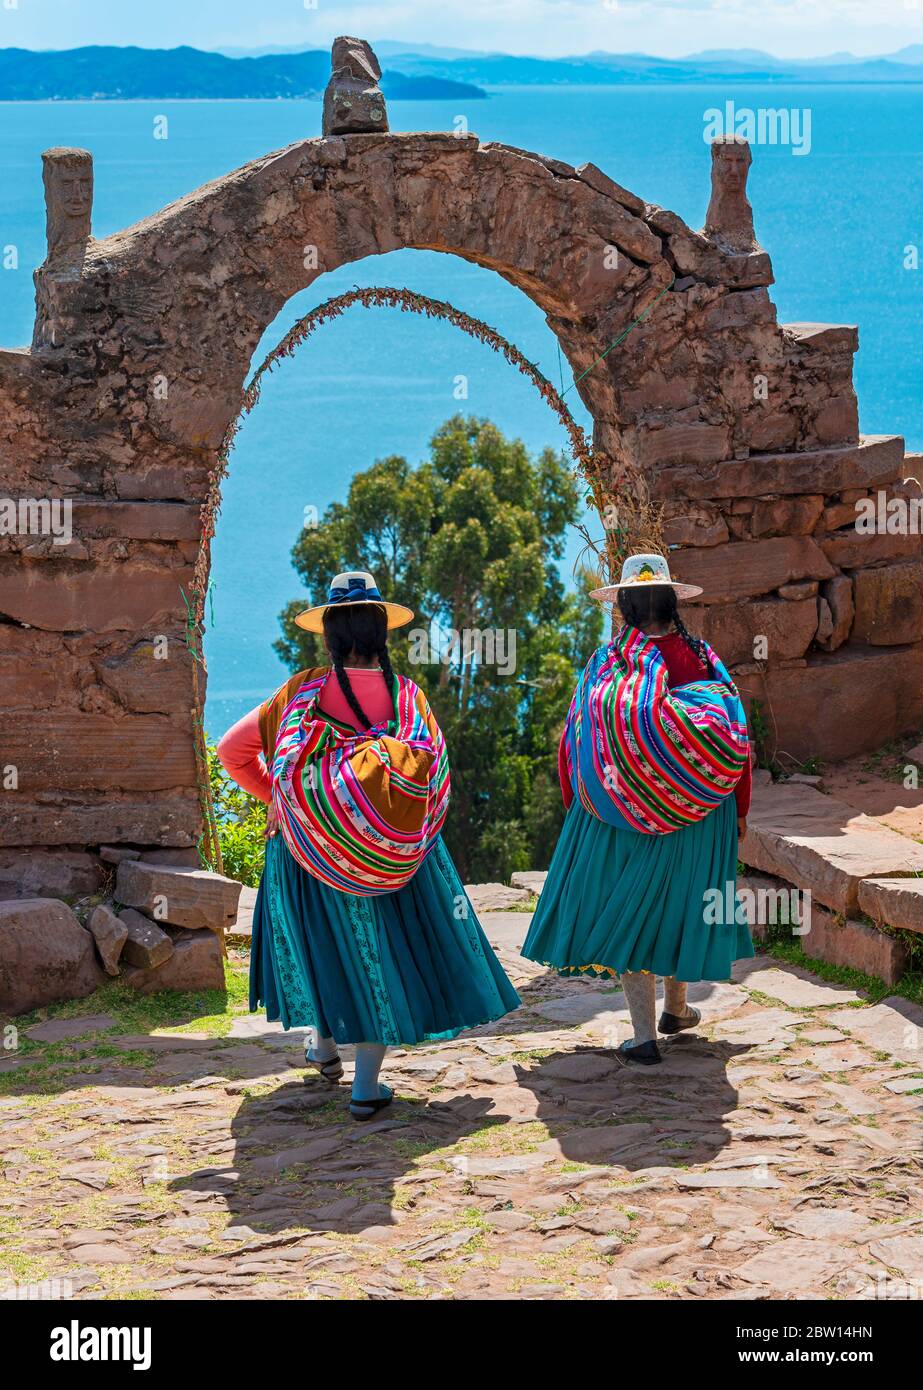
33, 147, 94, 352
655, 144, 923, 761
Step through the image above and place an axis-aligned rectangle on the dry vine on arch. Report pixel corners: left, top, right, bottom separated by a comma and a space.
186, 285, 664, 868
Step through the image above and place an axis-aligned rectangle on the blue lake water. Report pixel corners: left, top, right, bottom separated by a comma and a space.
2, 85, 921, 735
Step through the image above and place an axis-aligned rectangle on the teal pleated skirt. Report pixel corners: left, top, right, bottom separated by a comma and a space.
522, 794, 753, 982
251, 833, 521, 1045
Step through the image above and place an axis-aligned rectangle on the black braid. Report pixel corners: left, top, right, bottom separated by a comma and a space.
330, 650, 374, 729
377, 641, 397, 720
323, 602, 393, 730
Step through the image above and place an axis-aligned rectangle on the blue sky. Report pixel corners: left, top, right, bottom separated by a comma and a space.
3, 0, 922, 61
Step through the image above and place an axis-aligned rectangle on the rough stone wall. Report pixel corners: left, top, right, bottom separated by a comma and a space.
1, 127, 920, 899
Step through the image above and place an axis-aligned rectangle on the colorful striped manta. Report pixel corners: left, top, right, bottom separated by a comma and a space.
563, 625, 750, 834
268, 670, 450, 895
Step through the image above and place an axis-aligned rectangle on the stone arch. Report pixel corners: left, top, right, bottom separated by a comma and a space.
1, 91, 921, 903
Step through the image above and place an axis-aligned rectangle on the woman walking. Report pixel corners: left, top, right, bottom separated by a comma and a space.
218, 571, 520, 1117
522, 553, 753, 1066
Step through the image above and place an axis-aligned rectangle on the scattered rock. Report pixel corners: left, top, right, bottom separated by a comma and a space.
86, 902, 129, 975
120, 927, 224, 994
118, 908, 174, 970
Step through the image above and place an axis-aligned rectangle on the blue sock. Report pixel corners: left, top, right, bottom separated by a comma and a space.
352, 1042, 388, 1102
306, 1029, 338, 1064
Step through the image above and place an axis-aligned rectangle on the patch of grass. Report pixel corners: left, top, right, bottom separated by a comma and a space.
456, 1120, 550, 1155
6, 960, 246, 1038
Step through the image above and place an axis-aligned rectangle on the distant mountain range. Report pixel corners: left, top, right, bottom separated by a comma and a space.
0, 46, 486, 100
358, 42, 923, 85
3, 42, 923, 101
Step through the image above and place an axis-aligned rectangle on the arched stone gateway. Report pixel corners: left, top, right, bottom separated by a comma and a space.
1, 42, 921, 904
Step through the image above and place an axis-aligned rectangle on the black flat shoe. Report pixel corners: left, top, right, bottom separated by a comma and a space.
348, 1086, 394, 1122
658, 1006, 701, 1036
614, 1039, 662, 1067
304, 1049, 344, 1083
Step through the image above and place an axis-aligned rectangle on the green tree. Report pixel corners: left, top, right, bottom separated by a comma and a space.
276, 415, 603, 879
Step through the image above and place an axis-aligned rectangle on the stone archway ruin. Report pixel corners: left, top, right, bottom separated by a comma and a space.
1, 42, 922, 904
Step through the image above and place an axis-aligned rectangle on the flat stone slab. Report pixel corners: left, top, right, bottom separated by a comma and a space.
883, 1075, 923, 1094
741, 781, 923, 913
734, 1237, 852, 1293
226, 1015, 307, 1045
479, 911, 534, 954
798, 1027, 848, 1043
711, 1007, 809, 1046
742, 965, 861, 1008
825, 997, 923, 1064
674, 1169, 783, 1189
531, 981, 749, 1036
858, 877, 923, 935
867, 1234, 923, 1279
25, 1013, 117, 1042
774, 1208, 870, 1240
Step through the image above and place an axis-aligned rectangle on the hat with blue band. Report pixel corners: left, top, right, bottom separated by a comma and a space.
294, 570, 415, 633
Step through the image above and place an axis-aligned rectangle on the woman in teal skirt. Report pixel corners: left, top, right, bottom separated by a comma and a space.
522, 553, 753, 1066
218, 570, 520, 1117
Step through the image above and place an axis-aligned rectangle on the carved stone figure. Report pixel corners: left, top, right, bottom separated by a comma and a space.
41, 146, 93, 263
322, 36, 389, 136
703, 137, 759, 254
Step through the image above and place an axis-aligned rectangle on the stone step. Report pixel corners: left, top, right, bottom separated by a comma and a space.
858, 878, 923, 935
509, 870, 547, 895
227, 885, 258, 938
740, 780, 923, 914
464, 882, 533, 912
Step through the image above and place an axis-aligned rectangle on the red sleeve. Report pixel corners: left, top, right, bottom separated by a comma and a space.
216, 707, 272, 804
735, 748, 753, 818
557, 725, 574, 810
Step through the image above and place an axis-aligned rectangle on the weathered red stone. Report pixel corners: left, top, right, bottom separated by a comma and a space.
118, 907, 174, 969
670, 537, 834, 603
654, 435, 903, 501
4, 712, 196, 791
736, 644, 923, 762
0, 899, 106, 1016
121, 926, 224, 994
686, 597, 817, 666
115, 860, 241, 930
852, 561, 923, 646
802, 904, 908, 987
816, 575, 853, 652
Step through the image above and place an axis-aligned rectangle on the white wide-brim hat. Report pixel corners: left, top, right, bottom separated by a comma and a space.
589, 551, 703, 602
294, 570, 415, 633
